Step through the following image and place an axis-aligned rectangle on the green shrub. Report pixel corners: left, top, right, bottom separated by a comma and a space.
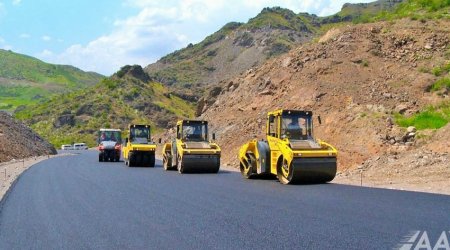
431, 62, 450, 76
362, 60, 369, 67
395, 103, 450, 129
432, 67, 444, 76
396, 111, 447, 129
102, 78, 119, 90
267, 42, 291, 57
429, 78, 450, 91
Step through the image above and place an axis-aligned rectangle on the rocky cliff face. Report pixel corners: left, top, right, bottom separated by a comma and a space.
0, 112, 56, 162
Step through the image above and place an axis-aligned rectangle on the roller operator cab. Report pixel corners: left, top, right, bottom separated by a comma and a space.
123, 124, 156, 167
162, 120, 221, 173
98, 128, 122, 162
238, 110, 338, 184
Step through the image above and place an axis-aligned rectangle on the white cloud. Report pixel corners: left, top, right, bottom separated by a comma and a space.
40, 0, 374, 75
0, 36, 5, 43
19, 33, 30, 39
41, 35, 51, 41
37, 49, 53, 57
12, 0, 21, 6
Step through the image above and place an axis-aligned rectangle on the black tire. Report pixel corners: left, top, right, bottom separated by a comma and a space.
149, 155, 155, 168
99, 154, 104, 162
128, 153, 134, 167
213, 159, 220, 173
277, 158, 293, 185
145, 153, 155, 167
240, 152, 256, 179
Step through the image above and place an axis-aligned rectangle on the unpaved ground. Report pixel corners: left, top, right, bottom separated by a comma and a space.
0, 111, 56, 162
0, 154, 69, 201
334, 150, 450, 195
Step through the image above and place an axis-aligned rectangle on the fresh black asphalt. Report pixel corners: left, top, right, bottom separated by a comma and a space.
0, 151, 449, 249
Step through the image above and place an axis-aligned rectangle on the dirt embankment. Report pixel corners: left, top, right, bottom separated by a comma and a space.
195, 19, 450, 193
0, 111, 56, 162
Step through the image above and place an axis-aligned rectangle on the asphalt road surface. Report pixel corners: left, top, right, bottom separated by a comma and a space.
0, 151, 449, 249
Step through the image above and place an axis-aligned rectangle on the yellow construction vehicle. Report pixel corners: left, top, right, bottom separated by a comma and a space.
238, 110, 337, 184
123, 124, 156, 167
162, 120, 221, 173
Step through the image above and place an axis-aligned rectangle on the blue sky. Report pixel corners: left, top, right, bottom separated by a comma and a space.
0, 0, 373, 75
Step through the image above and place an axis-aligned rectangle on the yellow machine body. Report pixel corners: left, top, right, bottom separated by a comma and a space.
162, 120, 221, 173
238, 110, 337, 184
123, 124, 156, 167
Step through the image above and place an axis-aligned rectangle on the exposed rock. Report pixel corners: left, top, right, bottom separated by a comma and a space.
53, 114, 75, 128
395, 104, 409, 114
76, 104, 94, 116
407, 126, 417, 133
196, 97, 207, 117
115, 65, 151, 82
259, 90, 274, 95
0, 112, 56, 162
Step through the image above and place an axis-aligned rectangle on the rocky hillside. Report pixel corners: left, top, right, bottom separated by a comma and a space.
10, 0, 423, 148
145, 2, 406, 102
15, 65, 194, 148
0, 49, 104, 112
0, 112, 56, 162
197, 19, 450, 171
145, 7, 320, 100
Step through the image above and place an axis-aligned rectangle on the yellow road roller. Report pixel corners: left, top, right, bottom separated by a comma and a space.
123, 124, 156, 167
162, 120, 221, 173
238, 110, 337, 184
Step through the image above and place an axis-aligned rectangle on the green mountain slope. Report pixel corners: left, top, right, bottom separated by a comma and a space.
0, 49, 104, 111
374, 0, 450, 20
321, 0, 405, 23
15, 65, 194, 147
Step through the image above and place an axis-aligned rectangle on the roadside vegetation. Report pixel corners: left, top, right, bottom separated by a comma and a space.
395, 102, 450, 130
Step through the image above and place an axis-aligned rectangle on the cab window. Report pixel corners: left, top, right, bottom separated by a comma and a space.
268, 115, 277, 137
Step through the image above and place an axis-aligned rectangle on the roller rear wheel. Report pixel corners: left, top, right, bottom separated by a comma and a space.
163, 155, 174, 170
240, 152, 256, 179
277, 159, 293, 184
